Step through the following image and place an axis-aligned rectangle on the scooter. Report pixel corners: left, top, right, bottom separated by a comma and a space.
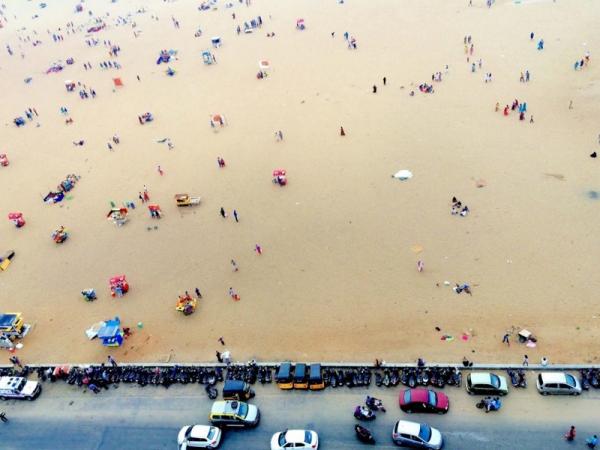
365, 396, 386, 413
476, 396, 501, 412
355, 424, 376, 444
354, 405, 376, 421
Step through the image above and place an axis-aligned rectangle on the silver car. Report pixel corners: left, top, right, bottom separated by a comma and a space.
392, 420, 443, 449
536, 372, 581, 395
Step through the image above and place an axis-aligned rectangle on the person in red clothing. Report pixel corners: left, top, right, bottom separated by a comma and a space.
565, 426, 576, 441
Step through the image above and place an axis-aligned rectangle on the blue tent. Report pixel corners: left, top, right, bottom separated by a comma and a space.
97, 317, 124, 347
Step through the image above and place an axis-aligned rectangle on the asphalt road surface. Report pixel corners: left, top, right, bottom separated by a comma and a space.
1, 377, 599, 449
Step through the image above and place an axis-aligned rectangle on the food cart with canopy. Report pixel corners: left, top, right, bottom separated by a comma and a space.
97, 317, 124, 347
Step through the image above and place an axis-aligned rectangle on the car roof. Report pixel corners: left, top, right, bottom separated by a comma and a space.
540, 372, 568, 383
397, 420, 421, 435
407, 388, 429, 402
284, 430, 308, 442
469, 373, 493, 384
189, 425, 212, 439
211, 400, 242, 414
0, 377, 24, 389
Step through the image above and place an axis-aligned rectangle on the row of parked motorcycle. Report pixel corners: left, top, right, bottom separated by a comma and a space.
3, 364, 600, 394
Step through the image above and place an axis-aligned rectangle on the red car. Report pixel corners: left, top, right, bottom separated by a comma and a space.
399, 388, 449, 414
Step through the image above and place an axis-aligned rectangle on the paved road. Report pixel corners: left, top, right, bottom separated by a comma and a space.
1, 380, 599, 449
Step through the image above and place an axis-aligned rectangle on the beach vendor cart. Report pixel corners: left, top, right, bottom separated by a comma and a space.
148, 204, 162, 218
0, 154, 8, 166
258, 60, 270, 79
97, 318, 124, 347
272, 168, 287, 186
81, 289, 97, 301
210, 114, 226, 128
51, 226, 68, 243
174, 194, 201, 207
139, 112, 154, 124
276, 362, 294, 390
109, 275, 129, 297
202, 50, 215, 65
296, 18, 305, 30
0, 250, 16, 272
176, 293, 198, 316
8, 212, 25, 228
0, 313, 30, 341
106, 207, 128, 226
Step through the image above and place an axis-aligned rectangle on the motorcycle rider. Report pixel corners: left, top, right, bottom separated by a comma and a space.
586, 434, 598, 448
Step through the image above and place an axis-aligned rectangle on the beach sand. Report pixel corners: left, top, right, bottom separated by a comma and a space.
0, 0, 599, 364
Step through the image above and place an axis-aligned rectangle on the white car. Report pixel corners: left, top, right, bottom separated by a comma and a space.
177, 425, 222, 449
392, 420, 443, 449
271, 429, 319, 449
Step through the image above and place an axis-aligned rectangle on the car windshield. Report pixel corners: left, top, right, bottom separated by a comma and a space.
304, 431, 312, 443
418, 424, 432, 442
427, 390, 437, 405
237, 402, 248, 418
404, 390, 411, 403
490, 374, 501, 388
565, 374, 576, 388
207, 428, 215, 439
278, 433, 288, 446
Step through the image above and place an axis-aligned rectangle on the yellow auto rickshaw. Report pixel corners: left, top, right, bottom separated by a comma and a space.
276, 362, 294, 390
309, 363, 325, 390
293, 363, 309, 389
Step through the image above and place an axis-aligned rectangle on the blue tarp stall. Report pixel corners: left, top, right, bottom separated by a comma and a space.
97, 318, 124, 347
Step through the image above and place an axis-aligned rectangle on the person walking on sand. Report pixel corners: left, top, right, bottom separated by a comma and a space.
195, 287, 202, 298
218, 337, 225, 345
220, 207, 227, 218
372, 85, 377, 94
417, 260, 424, 272
495, 102, 500, 112
138, 192, 144, 203
502, 333, 510, 346
530, 115, 534, 124
157, 165, 164, 176
522, 355, 529, 366
9, 355, 23, 369
383, 76, 387, 86
216, 351, 223, 363
107, 355, 118, 367
231, 259, 239, 272
340, 126, 346, 136
233, 210, 239, 222
255, 244, 262, 255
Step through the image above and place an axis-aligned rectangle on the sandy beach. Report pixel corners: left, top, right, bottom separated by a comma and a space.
0, 0, 599, 364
